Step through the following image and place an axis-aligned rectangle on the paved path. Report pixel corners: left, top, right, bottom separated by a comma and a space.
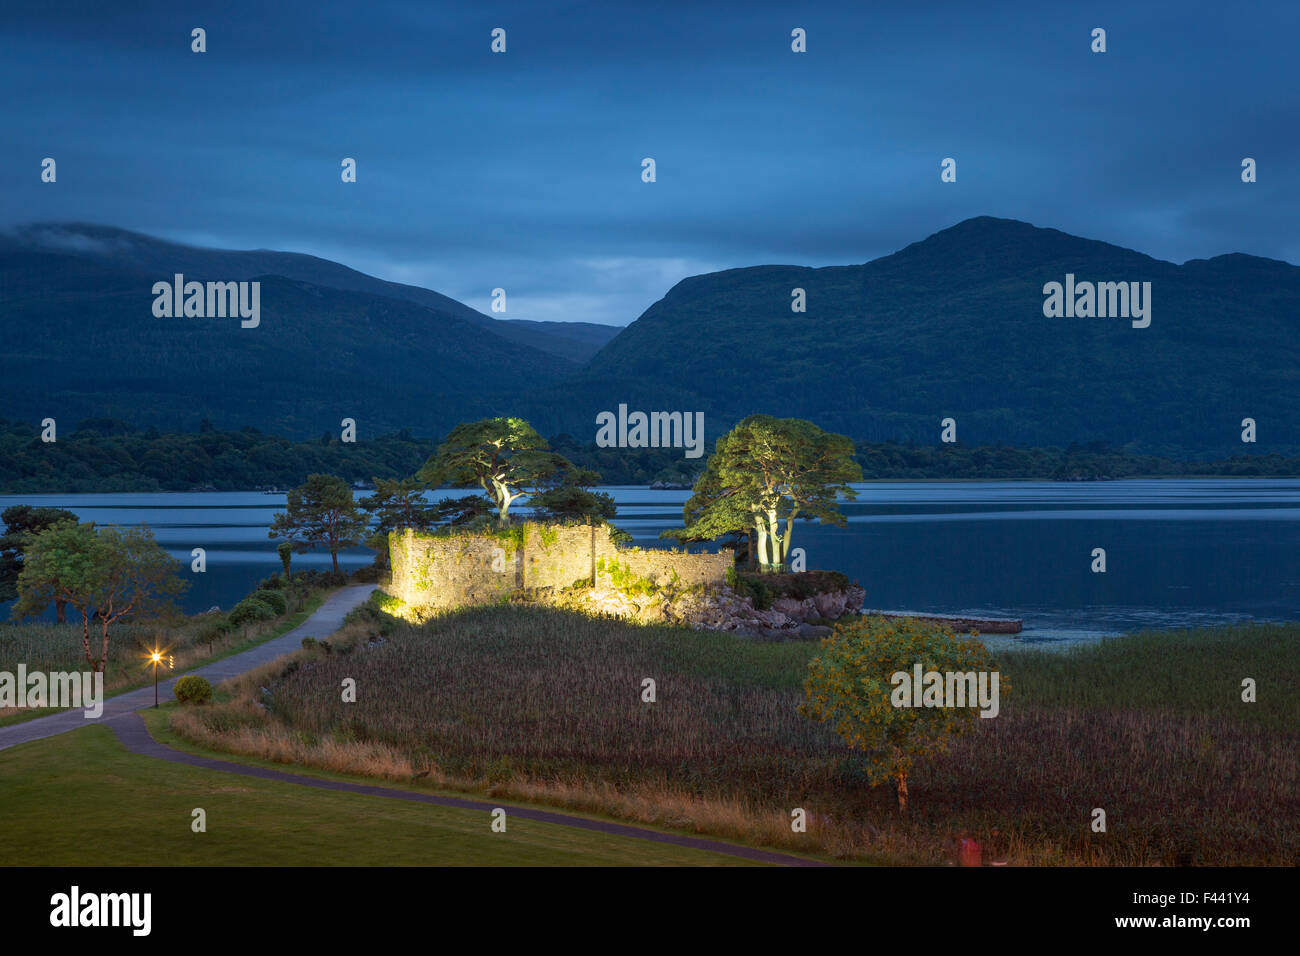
0, 584, 378, 751
108, 712, 827, 867
3, 581, 829, 866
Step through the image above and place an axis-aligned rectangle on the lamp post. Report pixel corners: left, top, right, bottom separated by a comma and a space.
150, 651, 162, 708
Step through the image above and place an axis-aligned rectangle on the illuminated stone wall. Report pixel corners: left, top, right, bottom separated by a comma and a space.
386, 523, 732, 611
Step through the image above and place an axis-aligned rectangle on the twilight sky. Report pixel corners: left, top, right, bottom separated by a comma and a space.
2, 0, 1296, 326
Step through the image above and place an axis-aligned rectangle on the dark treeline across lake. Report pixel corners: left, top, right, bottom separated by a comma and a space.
2, 480, 1298, 651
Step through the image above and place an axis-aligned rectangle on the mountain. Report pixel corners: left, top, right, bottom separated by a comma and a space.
0, 237, 577, 437
3, 217, 1296, 457
533, 217, 1300, 457
2, 224, 620, 364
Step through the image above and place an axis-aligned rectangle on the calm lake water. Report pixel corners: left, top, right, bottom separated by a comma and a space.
3, 480, 1298, 650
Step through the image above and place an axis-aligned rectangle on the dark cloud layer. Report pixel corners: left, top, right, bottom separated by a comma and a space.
2, 0, 1295, 325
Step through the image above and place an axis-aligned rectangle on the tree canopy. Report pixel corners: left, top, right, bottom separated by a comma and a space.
800, 616, 1002, 811
529, 486, 617, 522
0, 505, 79, 610
13, 521, 187, 672
665, 415, 862, 572
359, 477, 437, 535
269, 474, 368, 576
415, 417, 588, 526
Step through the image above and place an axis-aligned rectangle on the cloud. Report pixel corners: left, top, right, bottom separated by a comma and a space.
0, 0, 1296, 328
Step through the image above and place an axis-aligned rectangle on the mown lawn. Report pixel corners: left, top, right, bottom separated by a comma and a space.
0, 723, 766, 866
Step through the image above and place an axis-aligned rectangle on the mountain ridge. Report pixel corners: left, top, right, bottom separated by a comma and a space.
3, 222, 621, 364
2, 216, 1296, 457
545, 216, 1300, 456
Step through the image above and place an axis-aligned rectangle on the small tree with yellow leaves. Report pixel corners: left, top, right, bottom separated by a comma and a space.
799, 615, 1003, 811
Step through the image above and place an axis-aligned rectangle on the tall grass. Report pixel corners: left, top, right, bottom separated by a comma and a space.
170, 606, 1300, 865
1002, 624, 1299, 731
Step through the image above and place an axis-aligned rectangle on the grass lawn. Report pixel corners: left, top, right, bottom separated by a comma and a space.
0, 723, 766, 866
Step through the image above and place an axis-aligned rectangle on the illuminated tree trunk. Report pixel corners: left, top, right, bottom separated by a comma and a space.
488, 477, 511, 526
753, 524, 770, 572
765, 510, 783, 572
896, 769, 909, 812
781, 509, 800, 570
499, 490, 523, 527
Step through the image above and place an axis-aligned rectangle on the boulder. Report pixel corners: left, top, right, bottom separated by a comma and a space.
813, 591, 848, 620
772, 597, 808, 619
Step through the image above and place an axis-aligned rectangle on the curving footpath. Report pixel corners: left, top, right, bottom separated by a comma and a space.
1, 583, 829, 867
0, 584, 379, 752
108, 712, 827, 866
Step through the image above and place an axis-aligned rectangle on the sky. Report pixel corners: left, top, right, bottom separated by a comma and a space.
2, 0, 1297, 326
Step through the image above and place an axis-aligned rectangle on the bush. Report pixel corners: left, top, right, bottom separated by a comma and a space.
229, 597, 277, 627
301, 637, 319, 650
350, 564, 381, 583
197, 622, 225, 647
345, 602, 381, 626
727, 567, 774, 610
251, 588, 288, 615
290, 569, 349, 589
174, 674, 213, 705
737, 569, 851, 602
258, 572, 284, 590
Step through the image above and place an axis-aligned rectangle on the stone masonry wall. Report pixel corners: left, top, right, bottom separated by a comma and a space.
386, 522, 732, 611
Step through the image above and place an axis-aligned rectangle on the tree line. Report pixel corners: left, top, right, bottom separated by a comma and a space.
0, 418, 698, 492
3, 417, 1295, 495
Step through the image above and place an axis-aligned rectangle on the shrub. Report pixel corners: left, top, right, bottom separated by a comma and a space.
301, 637, 319, 651
290, 569, 349, 589
174, 674, 213, 705
800, 615, 1004, 811
229, 597, 277, 627
737, 569, 850, 603
727, 567, 774, 610
258, 572, 284, 590
345, 602, 380, 626
350, 564, 381, 583
251, 589, 288, 615
197, 622, 225, 648
277, 540, 294, 576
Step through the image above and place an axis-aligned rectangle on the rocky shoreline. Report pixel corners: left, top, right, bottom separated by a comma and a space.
551, 582, 867, 641
545, 582, 1023, 640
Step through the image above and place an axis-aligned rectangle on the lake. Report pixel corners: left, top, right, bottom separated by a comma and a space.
3, 480, 1298, 650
